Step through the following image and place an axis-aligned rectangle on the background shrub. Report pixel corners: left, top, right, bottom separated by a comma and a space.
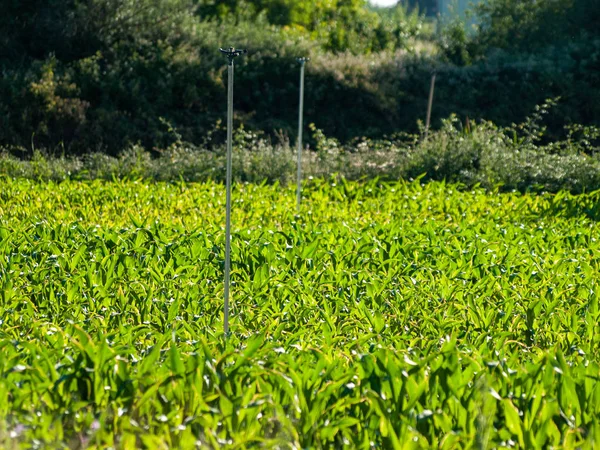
2, 110, 599, 194
0, 0, 599, 156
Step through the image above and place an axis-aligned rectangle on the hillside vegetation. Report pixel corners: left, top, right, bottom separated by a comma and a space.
2, 109, 600, 194
0, 0, 598, 156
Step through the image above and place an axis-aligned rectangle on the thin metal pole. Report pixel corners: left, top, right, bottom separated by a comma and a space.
224, 59, 233, 336
425, 72, 436, 139
219, 47, 246, 336
296, 58, 308, 211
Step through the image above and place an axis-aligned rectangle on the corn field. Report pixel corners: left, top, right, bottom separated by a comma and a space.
1, 178, 600, 448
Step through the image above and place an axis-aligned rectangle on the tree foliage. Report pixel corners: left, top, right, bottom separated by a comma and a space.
0, 0, 598, 155
196, 0, 423, 54
439, 0, 600, 65
474, 0, 600, 53
0, 0, 198, 62
0, 0, 427, 154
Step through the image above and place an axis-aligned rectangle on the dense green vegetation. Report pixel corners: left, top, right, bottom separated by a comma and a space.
1, 0, 598, 155
0, 0, 423, 154
2, 112, 599, 194
471, 0, 599, 55
197, 0, 422, 53
1, 178, 600, 447
2, 2, 600, 447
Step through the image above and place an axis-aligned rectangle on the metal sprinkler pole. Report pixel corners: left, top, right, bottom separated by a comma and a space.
425, 72, 437, 139
296, 58, 309, 212
219, 47, 246, 336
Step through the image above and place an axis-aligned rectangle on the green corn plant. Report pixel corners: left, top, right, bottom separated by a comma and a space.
1, 178, 600, 447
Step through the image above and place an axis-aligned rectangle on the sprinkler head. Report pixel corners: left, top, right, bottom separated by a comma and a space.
220, 47, 248, 64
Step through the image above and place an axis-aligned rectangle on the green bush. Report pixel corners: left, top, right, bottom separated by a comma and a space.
1, 0, 599, 156
2, 0, 423, 154
3, 111, 599, 194
474, 0, 600, 54
375, 42, 600, 142
196, 0, 424, 54
432, 0, 600, 138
